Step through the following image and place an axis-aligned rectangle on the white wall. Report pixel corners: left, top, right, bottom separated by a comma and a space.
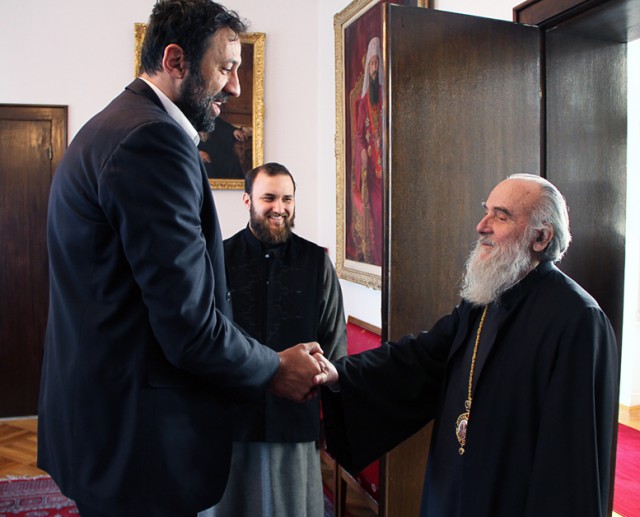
621, 40, 640, 408
0, 0, 322, 243
1, 0, 637, 405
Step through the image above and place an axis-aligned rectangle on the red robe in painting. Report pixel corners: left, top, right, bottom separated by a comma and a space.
351, 85, 383, 267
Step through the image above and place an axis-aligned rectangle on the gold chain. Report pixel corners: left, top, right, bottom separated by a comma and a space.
456, 304, 488, 455
467, 305, 488, 404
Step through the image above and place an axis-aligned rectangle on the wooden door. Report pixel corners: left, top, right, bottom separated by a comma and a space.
544, 6, 627, 349
0, 105, 66, 417
380, 7, 542, 516
514, 0, 631, 344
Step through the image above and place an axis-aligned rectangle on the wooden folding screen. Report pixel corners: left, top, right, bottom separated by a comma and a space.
379, 7, 542, 516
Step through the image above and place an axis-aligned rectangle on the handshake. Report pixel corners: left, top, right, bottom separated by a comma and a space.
268, 342, 339, 402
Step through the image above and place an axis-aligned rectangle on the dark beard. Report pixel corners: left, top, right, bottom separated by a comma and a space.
369, 73, 379, 105
175, 68, 227, 133
249, 205, 295, 245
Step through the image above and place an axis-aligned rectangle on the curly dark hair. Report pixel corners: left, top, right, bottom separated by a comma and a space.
140, 0, 247, 76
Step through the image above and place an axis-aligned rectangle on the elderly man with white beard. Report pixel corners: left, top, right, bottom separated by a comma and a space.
315, 174, 618, 517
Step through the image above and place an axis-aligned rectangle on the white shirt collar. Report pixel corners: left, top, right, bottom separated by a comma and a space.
139, 77, 200, 146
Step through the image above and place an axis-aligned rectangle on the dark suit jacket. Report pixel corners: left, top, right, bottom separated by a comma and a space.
38, 78, 280, 516
323, 262, 618, 517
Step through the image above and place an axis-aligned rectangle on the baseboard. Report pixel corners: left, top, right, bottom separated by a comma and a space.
619, 404, 640, 418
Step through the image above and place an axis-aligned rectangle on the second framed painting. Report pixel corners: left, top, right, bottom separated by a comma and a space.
334, 0, 429, 289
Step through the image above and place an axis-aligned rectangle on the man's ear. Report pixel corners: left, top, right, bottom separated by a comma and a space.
533, 226, 554, 252
162, 44, 187, 78
242, 192, 251, 211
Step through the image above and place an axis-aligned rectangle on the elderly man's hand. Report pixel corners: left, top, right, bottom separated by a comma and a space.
269, 342, 323, 402
312, 353, 339, 388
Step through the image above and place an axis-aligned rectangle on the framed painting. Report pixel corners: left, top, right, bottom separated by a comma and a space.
134, 24, 265, 190
334, 0, 429, 289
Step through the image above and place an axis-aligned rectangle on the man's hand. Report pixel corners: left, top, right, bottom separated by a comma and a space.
233, 128, 247, 142
269, 342, 323, 402
312, 353, 339, 388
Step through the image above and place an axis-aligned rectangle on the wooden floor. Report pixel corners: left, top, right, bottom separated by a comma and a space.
0, 416, 376, 516
0, 417, 45, 478
618, 404, 640, 432
1, 408, 637, 516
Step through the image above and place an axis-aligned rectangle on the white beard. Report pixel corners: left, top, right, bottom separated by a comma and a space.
460, 234, 535, 306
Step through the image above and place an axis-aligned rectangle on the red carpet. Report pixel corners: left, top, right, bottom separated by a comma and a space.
614, 423, 640, 517
0, 475, 78, 516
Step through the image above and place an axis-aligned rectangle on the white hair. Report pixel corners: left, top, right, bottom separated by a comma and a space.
507, 173, 572, 262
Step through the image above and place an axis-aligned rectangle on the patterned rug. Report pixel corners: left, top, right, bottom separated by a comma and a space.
614, 423, 640, 517
0, 475, 336, 517
0, 475, 78, 516
323, 485, 336, 517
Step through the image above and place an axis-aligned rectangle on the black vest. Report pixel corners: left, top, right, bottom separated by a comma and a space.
224, 227, 325, 442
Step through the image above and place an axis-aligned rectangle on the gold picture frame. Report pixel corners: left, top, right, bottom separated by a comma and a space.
334, 0, 428, 289
134, 24, 265, 190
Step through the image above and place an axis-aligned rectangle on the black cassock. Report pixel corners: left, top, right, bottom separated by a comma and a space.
322, 261, 618, 517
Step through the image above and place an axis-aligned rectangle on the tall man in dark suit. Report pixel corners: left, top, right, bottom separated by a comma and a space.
37, 2, 327, 516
